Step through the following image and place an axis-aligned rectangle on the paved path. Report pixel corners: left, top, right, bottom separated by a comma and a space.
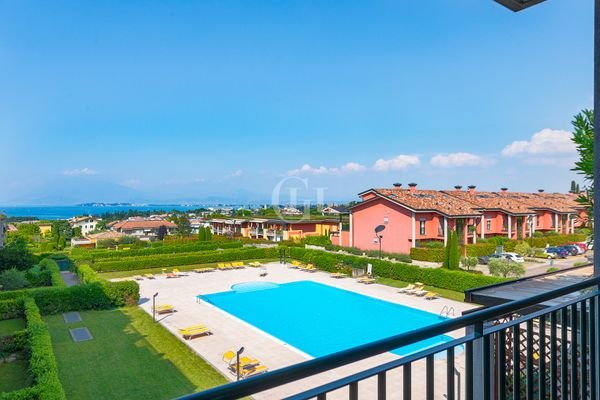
60, 271, 80, 287
126, 263, 474, 399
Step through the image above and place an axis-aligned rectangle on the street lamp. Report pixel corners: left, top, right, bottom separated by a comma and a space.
152, 292, 159, 322
236, 347, 245, 381
374, 225, 386, 259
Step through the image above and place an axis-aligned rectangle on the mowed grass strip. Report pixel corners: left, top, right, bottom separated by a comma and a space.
99, 258, 279, 279
375, 277, 465, 302
0, 318, 26, 337
45, 307, 227, 400
0, 359, 32, 392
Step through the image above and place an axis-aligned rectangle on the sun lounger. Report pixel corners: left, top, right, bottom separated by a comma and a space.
357, 276, 376, 284
224, 263, 233, 269
414, 289, 428, 297
248, 262, 262, 267
165, 272, 180, 278
217, 263, 226, 270
398, 284, 416, 293
240, 364, 269, 379
302, 264, 317, 272
290, 260, 302, 268
143, 273, 156, 279
173, 268, 188, 276
222, 350, 259, 367
193, 268, 215, 273
424, 292, 439, 300
133, 275, 144, 280
405, 284, 425, 295
232, 262, 245, 268
330, 272, 346, 279
178, 325, 211, 340
154, 304, 174, 314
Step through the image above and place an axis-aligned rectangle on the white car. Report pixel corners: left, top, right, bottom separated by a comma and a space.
501, 252, 525, 263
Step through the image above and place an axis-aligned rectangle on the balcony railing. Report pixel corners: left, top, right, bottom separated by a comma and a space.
177, 276, 600, 400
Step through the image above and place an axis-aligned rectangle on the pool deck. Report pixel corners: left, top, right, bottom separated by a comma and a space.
128, 262, 475, 399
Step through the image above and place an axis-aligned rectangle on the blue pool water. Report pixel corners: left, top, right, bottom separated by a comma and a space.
199, 281, 455, 358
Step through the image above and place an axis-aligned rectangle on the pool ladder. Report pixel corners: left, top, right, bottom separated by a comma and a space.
440, 305, 455, 317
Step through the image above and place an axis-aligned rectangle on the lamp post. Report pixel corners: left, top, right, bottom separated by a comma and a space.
236, 347, 245, 381
374, 225, 386, 259
152, 292, 159, 322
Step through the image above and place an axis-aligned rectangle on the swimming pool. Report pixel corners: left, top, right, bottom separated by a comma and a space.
199, 281, 455, 358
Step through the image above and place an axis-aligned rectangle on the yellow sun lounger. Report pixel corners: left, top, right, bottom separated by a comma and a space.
222, 350, 259, 367
194, 268, 215, 273
248, 262, 262, 267
302, 264, 317, 272
330, 272, 346, 279
357, 276, 376, 284
405, 284, 425, 295
290, 260, 302, 268
178, 325, 211, 340
143, 273, 156, 279
154, 304, 174, 314
424, 292, 439, 300
240, 364, 269, 379
398, 284, 416, 293
232, 262, 245, 268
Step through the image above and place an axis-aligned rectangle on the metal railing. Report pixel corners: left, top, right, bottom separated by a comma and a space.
177, 277, 600, 400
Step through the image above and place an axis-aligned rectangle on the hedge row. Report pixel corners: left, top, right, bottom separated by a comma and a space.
76, 264, 140, 307
39, 259, 66, 288
323, 244, 412, 263
23, 297, 66, 400
0, 279, 139, 315
0, 298, 23, 320
410, 247, 445, 262
72, 240, 243, 261
90, 247, 279, 272
290, 248, 506, 293
410, 234, 587, 262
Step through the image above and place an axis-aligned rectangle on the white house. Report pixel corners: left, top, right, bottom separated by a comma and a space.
0, 213, 6, 249
70, 216, 101, 236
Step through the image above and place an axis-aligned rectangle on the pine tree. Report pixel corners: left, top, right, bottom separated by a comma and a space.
443, 230, 460, 269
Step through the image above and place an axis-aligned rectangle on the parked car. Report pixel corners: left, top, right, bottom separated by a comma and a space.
501, 252, 525, 263
569, 242, 588, 253
477, 253, 508, 265
546, 247, 569, 259
568, 243, 587, 254
541, 250, 557, 259
558, 245, 579, 256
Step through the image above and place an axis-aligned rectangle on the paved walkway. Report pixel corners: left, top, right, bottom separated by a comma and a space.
125, 263, 474, 399
60, 271, 80, 287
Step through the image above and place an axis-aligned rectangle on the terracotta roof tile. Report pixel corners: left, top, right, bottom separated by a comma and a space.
371, 188, 482, 217
443, 190, 535, 215
112, 220, 177, 230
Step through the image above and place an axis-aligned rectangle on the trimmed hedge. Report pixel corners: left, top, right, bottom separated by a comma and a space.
290, 248, 506, 292
38, 259, 65, 288
72, 240, 244, 262
23, 297, 66, 400
465, 243, 497, 257
76, 264, 140, 307
0, 298, 23, 320
90, 247, 279, 272
324, 244, 412, 263
410, 247, 445, 262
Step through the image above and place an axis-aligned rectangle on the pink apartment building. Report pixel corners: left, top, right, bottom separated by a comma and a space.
348, 184, 586, 254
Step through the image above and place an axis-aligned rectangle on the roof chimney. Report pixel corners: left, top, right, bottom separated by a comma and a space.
454, 185, 462, 191
408, 183, 417, 193
468, 185, 476, 194
538, 189, 545, 193
500, 187, 508, 192
392, 182, 402, 188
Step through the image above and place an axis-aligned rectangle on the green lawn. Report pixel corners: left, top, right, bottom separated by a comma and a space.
376, 277, 465, 302
0, 359, 31, 393
45, 307, 227, 400
0, 318, 26, 337
99, 258, 279, 279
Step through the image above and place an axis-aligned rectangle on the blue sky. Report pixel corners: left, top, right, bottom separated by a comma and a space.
0, 0, 593, 205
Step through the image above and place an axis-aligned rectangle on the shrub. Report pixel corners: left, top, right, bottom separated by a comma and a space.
25, 265, 51, 287
514, 241, 533, 257
90, 247, 278, 272
76, 264, 140, 307
0, 268, 29, 291
460, 256, 478, 271
302, 235, 332, 246
465, 243, 496, 257
424, 241, 444, 248
0, 237, 35, 272
488, 258, 525, 278
0, 298, 23, 320
23, 297, 67, 400
547, 267, 559, 273
410, 247, 445, 262
290, 247, 506, 292
323, 244, 412, 263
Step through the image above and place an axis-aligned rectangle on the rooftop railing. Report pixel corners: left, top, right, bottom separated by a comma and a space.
177, 276, 600, 400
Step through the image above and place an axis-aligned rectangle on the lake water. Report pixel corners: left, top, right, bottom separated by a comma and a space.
0, 205, 202, 220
